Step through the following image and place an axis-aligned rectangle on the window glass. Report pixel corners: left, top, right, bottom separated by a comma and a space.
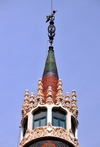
53, 118, 58, 126
23, 118, 28, 136
34, 109, 46, 120
34, 120, 39, 128
41, 118, 46, 126
60, 120, 65, 128
53, 109, 66, 119
71, 118, 76, 136
52, 109, 66, 129
33, 109, 47, 129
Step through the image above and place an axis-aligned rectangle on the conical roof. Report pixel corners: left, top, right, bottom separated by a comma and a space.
42, 46, 59, 103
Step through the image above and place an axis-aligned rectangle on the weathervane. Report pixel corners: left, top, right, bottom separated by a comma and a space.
46, 10, 57, 46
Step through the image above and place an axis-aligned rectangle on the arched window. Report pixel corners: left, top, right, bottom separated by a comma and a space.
52, 109, 66, 129
71, 117, 76, 136
33, 109, 47, 129
23, 117, 28, 136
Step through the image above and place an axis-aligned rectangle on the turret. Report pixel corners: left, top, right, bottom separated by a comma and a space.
19, 11, 79, 147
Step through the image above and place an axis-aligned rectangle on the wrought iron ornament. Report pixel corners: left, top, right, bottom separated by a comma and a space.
46, 10, 57, 46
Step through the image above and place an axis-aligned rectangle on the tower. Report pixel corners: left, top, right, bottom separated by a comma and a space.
19, 10, 79, 147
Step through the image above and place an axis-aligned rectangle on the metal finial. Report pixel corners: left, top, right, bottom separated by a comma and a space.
46, 10, 57, 46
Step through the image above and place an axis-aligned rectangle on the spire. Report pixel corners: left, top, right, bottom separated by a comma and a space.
42, 46, 58, 78
42, 46, 59, 103
42, 11, 58, 103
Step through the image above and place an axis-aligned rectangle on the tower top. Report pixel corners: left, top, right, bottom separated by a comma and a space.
46, 10, 57, 46
19, 6, 79, 147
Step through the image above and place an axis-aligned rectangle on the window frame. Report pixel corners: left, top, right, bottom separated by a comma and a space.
71, 117, 76, 136
33, 108, 47, 129
52, 109, 66, 129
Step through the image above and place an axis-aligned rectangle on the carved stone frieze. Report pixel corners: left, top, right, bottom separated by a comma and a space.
19, 123, 79, 147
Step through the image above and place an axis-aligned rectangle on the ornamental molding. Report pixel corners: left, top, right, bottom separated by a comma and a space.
21, 80, 78, 118
21, 103, 78, 122
19, 123, 79, 147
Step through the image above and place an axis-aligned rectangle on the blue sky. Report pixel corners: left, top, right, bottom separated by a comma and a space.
0, 0, 100, 146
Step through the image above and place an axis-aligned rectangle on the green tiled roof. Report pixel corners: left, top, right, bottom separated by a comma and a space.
42, 46, 59, 78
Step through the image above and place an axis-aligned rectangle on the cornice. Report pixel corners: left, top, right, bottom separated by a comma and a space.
19, 123, 79, 147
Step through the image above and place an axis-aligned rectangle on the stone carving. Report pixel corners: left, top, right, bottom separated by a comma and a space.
46, 86, 53, 104
22, 90, 36, 117
19, 123, 79, 147
21, 79, 79, 118
65, 92, 71, 110
29, 92, 35, 110
71, 90, 78, 117
22, 89, 30, 117
56, 79, 64, 105
36, 79, 44, 105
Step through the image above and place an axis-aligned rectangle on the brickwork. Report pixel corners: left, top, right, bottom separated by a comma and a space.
28, 139, 72, 147
42, 75, 58, 103
41, 141, 56, 147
